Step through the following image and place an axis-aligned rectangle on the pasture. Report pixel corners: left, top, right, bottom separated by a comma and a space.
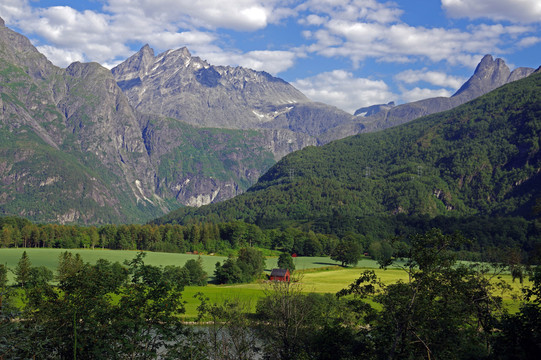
0, 248, 529, 318
180, 267, 528, 318
0, 248, 367, 283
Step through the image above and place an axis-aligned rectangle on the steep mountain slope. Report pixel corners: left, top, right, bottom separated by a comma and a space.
0, 19, 152, 223
1, 18, 537, 225
0, 19, 312, 224
156, 70, 541, 228
322, 55, 535, 142
112, 45, 356, 139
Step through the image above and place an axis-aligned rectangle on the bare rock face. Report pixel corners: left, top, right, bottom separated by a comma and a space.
112, 46, 311, 129
1, 16, 538, 223
354, 102, 395, 117
452, 55, 512, 101
0, 20, 308, 223
112, 45, 357, 144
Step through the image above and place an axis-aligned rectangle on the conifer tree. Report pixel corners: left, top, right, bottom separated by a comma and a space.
15, 251, 31, 288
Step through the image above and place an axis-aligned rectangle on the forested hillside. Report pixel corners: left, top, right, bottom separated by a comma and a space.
157, 71, 541, 235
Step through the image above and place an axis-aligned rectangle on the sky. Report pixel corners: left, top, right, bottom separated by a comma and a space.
1, 0, 540, 114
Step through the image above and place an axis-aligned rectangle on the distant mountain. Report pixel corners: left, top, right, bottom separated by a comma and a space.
1, 17, 538, 225
155, 70, 541, 228
321, 55, 536, 142
113, 47, 535, 146
112, 45, 356, 141
354, 101, 395, 117
0, 19, 314, 224
112, 45, 311, 129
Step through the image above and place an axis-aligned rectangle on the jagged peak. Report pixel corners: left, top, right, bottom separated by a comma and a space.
452, 54, 511, 98
0, 17, 5, 27
469, 54, 509, 78
137, 44, 155, 59
156, 47, 195, 64
476, 54, 494, 68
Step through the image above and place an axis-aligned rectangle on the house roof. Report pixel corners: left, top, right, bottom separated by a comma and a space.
270, 268, 289, 277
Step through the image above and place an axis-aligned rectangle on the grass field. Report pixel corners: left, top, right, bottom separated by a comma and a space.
0, 248, 375, 282
181, 267, 529, 319
1, 248, 529, 318
0, 248, 226, 282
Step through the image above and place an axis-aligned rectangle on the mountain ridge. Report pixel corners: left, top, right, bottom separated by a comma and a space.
112, 45, 535, 145
112, 45, 312, 129
0, 17, 538, 224
0, 19, 314, 223
155, 71, 541, 228
332, 55, 536, 139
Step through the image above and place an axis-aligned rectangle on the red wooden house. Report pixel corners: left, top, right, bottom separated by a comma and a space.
269, 268, 290, 282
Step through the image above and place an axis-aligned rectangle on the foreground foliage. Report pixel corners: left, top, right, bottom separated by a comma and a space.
1, 230, 540, 359
0, 252, 205, 359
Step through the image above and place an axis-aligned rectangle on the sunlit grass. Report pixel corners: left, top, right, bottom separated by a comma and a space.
1, 248, 531, 318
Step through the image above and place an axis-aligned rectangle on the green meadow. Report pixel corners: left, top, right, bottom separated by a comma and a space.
0, 248, 529, 318
0, 248, 358, 283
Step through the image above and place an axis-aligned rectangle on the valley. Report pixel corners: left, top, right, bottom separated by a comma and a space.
0, 10, 540, 359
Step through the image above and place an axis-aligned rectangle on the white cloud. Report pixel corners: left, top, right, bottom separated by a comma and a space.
516, 36, 541, 48
0, 0, 297, 72
292, 70, 396, 113
298, 0, 537, 68
399, 87, 453, 103
298, 0, 403, 24
1, 0, 538, 114
0, 0, 31, 23
28, 7, 110, 45
395, 69, 466, 90
36, 45, 84, 67
104, 0, 289, 31
442, 0, 541, 24
143, 31, 217, 52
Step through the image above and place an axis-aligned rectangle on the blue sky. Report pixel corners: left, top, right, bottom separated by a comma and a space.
1, 0, 540, 113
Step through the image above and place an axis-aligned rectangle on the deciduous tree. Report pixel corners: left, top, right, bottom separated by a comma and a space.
339, 229, 505, 359
331, 239, 361, 267
277, 253, 295, 272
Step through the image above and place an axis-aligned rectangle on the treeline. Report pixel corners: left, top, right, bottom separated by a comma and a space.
7, 250, 208, 291
1, 215, 540, 264
0, 216, 339, 256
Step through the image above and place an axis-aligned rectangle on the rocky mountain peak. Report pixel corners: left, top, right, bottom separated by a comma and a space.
111, 44, 155, 82
112, 45, 311, 129
323, 54, 538, 141
66, 61, 109, 78
452, 54, 511, 99
0, 17, 5, 27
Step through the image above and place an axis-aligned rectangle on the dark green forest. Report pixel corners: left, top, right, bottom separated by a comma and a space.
156, 72, 541, 241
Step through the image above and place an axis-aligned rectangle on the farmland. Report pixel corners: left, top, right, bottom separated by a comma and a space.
0, 248, 528, 318
0, 247, 389, 282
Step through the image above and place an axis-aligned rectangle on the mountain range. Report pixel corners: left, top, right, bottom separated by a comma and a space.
0, 17, 538, 224
111, 44, 535, 145
156, 69, 541, 230
0, 19, 313, 223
